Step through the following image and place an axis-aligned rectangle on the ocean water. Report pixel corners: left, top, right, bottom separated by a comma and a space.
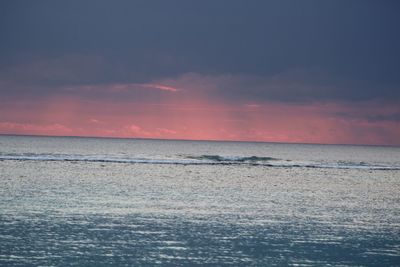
0, 135, 399, 266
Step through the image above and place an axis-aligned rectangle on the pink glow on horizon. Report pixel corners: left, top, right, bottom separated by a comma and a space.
1, 95, 400, 145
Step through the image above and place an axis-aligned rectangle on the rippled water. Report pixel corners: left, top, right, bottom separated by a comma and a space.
1, 135, 399, 266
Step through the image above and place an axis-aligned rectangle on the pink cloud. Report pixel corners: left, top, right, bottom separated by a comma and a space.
0, 122, 72, 135
119, 123, 154, 138
89, 119, 101, 124
137, 83, 180, 92
1, 95, 400, 145
1, 72, 399, 145
63, 83, 180, 94
157, 128, 177, 134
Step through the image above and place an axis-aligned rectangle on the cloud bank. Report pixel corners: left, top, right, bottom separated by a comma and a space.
1, 1, 399, 145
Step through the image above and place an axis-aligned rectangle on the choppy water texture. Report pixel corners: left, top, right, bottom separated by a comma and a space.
1, 136, 400, 266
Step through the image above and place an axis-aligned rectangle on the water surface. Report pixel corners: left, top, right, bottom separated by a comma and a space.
1, 136, 399, 266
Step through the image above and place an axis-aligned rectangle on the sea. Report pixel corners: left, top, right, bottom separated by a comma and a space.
0, 135, 399, 266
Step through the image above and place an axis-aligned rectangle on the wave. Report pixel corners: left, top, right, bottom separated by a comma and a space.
185, 155, 278, 162
0, 153, 399, 170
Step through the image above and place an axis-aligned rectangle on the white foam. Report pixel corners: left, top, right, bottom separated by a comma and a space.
0, 153, 399, 170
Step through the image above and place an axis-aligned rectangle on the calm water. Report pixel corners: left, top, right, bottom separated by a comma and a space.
0, 135, 399, 266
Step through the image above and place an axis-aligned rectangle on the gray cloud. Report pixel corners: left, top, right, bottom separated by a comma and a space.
1, 0, 400, 103
1, 61, 399, 105
155, 71, 400, 103
334, 112, 400, 123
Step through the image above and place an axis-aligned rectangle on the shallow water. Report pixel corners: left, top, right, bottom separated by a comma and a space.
1, 136, 399, 266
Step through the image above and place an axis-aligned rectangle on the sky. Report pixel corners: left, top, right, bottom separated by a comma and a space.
1, 0, 400, 145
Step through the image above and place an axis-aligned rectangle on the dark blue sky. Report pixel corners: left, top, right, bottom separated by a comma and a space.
1, 0, 400, 101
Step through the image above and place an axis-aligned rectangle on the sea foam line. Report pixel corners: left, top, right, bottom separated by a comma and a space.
0, 153, 399, 170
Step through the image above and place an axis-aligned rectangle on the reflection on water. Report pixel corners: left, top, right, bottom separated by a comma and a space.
1, 213, 399, 266
0, 136, 399, 266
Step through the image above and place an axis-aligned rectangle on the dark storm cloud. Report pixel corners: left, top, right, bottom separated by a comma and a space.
1, 0, 400, 102
177, 70, 400, 103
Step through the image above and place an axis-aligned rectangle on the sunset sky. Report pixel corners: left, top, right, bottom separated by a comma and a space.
1, 1, 400, 145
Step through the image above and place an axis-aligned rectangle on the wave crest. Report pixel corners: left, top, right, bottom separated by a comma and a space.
186, 155, 277, 162
0, 153, 399, 170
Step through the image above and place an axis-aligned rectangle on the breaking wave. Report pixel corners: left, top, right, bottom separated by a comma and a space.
185, 155, 278, 162
0, 153, 399, 170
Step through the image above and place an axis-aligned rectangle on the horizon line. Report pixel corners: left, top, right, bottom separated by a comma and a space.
1, 133, 399, 148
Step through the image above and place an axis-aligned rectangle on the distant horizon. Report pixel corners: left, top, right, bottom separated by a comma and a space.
2, 133, 399, 148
